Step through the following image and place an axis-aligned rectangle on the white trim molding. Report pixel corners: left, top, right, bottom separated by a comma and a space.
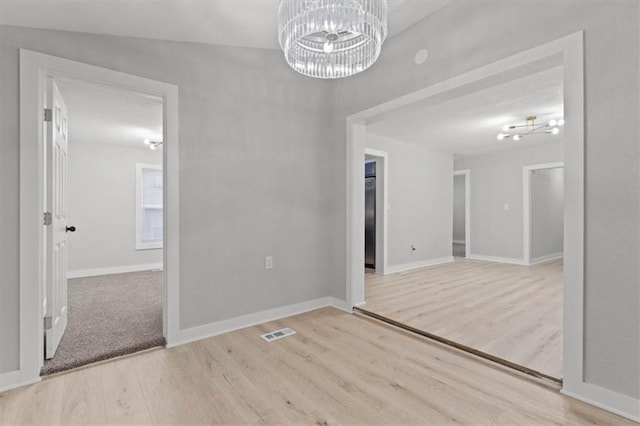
135, 163, 164, 251
170, 297, 352, 348
562, 383, 640, 423
0, 370, 41, 393
384, 257, 454, 275
466, 254, 526, 266
68, 263, 164, 279
18, 49, 180, 388
530, 252, 563, 265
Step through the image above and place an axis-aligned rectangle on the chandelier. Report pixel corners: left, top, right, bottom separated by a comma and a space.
497, 115, 565, 141
278, 0, 388, 79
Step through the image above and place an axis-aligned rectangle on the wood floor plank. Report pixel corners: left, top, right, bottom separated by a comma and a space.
100, 357, 153, 424
58, 366, 106, 424
365, 257, 563, 378
1, 307, 633, 425
12, 373, 65, 425
0, 383, 23, 425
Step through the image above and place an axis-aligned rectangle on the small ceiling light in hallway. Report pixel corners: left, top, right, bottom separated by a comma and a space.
278, 0, 388, 79
143, 138, 163, 150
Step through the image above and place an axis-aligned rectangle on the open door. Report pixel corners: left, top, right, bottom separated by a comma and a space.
45, 78, 71, 359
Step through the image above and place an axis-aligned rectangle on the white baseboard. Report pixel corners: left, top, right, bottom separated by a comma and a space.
329, 297, 353, 313
529, 252, 563, 265
170, 297, 343, 348
562, 382, 640, 422
466, 254, 526, 265
453, 240, 466, 245
68, 263, 163, 279
0, 369, 41, 393
385, 256, 454, 275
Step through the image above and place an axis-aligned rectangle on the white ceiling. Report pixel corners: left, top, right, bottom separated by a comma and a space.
0, 0, 451, 50
367, 66, 565, 158
56, 78, 163, 149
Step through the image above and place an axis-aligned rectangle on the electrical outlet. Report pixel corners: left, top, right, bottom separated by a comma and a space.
265, 256, 273, 270
504, 203, 510, 211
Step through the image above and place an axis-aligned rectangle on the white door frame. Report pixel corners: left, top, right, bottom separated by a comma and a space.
18, 49, 180, 386
365, 148, 388, 277
522, 162, 564, 265
453, 169, 471, 258
346, 32, 587, 398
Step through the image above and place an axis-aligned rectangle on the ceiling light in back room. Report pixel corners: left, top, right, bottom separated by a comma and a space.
497, 115, 564, 141
278, 0, 388, 79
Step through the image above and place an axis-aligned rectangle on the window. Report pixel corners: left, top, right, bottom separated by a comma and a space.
136, 163, 163, 250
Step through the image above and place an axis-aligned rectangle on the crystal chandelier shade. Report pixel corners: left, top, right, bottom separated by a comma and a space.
278, 0, 388, 79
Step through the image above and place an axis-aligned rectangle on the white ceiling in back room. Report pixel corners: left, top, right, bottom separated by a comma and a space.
55, 78, 163, 149
367, 66, 565, 159
0, 0, 451, 50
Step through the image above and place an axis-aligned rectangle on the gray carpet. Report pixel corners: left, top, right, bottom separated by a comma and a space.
41, 270, 165, 376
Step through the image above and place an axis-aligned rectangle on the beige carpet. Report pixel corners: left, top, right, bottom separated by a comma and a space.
41, 270, 165, 376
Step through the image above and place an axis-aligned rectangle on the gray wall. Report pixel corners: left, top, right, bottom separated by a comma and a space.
0, 25, 334, 373
68, 141, 163, 273
452, 174, 465, 244
531, 167, 564, 260
331, 1, 639, 399
454, 143, 563, 261
366, 132, 453, 267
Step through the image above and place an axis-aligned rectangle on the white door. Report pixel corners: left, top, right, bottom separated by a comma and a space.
45, 78, 70, 359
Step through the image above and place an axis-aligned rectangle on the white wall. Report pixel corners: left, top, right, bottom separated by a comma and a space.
531, 167, 564, 261
452, 174, 465, 244
331, 1, 640, 397
366, 132, 453, 269
68, 141, 163, 274
454, 142, 563, 261
0, 25, 334, 374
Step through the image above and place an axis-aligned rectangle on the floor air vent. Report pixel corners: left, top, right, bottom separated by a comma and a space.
261, 328, 296, 342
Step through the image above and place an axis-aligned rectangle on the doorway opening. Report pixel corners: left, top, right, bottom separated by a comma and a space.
40, 77, 166, 375
19, 50, 179, 384
452, 169, 470, 258
364, 160, 377, 270
363, 148, 388, 276
524, 163, 565, 265
360, 63, 566, 381
347, 33, 584, 388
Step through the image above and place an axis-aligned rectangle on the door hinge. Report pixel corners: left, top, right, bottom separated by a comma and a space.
44, 108, 52, 122
43, 212, 52, 226
44, 316, 52, 330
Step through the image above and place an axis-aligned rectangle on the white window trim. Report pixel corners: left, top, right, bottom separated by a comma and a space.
136, 163, 163, 250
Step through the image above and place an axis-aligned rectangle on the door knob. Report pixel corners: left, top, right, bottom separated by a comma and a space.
66, 226, 76, 233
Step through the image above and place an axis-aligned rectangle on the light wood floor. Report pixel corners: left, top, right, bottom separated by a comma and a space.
0, 307, 631, 425
365, 257, 563, 379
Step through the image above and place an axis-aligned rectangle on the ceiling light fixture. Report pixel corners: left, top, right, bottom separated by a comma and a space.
143, 138, 163, 150
278, 0, 388, 79
497, 115, 564, 141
